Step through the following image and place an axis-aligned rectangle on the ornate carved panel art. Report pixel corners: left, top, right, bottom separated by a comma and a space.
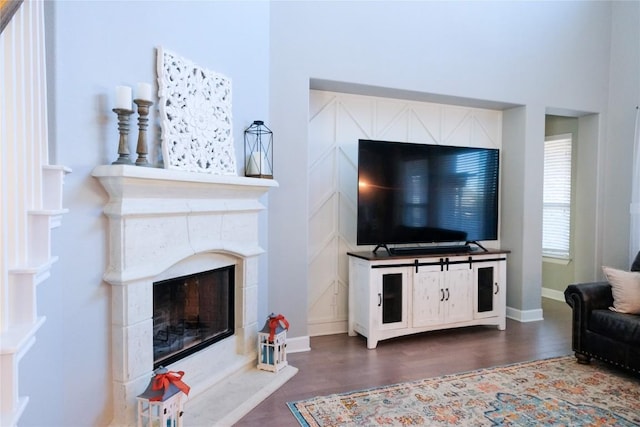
157, 47, 236, 174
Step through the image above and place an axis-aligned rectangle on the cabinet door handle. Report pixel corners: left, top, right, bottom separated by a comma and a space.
494, 283, 499, 295
440, 289, 445, 301
445, 288, 450, 301
378, 293, 382, 307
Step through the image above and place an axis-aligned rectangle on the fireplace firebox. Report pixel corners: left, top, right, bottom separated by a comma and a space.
153, 266, 235, 368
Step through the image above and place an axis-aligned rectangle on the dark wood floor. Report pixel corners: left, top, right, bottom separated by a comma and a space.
236, 298, 573, 426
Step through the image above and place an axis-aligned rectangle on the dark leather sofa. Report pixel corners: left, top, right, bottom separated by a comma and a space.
564, 252, 640, 374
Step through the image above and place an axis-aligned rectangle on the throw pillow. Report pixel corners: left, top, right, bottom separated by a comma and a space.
602, 266, 640, 314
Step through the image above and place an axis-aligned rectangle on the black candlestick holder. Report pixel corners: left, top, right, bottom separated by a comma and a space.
111, 108, 134, 165
134, 99, 153, 166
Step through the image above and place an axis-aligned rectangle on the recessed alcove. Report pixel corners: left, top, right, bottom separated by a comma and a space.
304, 79, 601, 327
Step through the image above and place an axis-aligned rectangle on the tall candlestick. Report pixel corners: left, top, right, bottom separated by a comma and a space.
115, 85, 132, 110
134, 99, 153, 166
111, 108, 134, 165
136, 82, 152, 102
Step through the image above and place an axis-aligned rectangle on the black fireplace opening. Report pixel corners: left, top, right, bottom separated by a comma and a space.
153, 265, 235, 369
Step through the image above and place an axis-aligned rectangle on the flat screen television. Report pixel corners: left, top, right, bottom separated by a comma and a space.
357, 139, 499, 255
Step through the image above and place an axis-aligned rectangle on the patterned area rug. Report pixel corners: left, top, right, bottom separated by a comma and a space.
287, 356, 640, 426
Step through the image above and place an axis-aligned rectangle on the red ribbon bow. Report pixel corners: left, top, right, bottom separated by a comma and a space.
151, 370, 191, 401
268, 314, 289, 342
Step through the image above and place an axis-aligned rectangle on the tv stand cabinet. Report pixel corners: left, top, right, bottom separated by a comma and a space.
347, 250, 508, 349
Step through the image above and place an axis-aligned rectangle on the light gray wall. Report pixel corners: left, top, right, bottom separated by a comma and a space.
501, 105, 546, 316
500, 107, 528, 311
602, 1, 640, 270
21, 2, 270, 426
269, 0, 638, 332
574, 114, 602, 282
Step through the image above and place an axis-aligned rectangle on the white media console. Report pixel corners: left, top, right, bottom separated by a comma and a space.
347, 250, 508, 349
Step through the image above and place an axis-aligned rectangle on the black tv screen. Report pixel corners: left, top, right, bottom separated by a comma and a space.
357, 139, 499, 250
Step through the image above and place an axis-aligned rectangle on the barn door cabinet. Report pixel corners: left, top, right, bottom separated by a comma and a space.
347, 250, 508, 349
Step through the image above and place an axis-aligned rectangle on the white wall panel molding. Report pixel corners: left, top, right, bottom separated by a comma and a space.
307, 90, 502, 336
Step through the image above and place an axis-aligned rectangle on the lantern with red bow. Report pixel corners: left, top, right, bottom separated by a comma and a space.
257, 313, 289, 372
137, 367, 190, 427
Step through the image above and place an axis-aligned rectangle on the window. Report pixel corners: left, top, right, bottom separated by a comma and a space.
543, 134, 573, 259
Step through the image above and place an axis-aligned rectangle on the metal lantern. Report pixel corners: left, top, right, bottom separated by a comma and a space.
257, 313, 289, 372
137, 367, 190, 427
244, 120, 273, 178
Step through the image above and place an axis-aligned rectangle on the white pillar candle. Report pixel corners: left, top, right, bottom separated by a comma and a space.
136, 82, 152, 101
115, 85, 132, 110
247, 151, 267, 175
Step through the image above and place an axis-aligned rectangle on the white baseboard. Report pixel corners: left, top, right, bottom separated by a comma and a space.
505, 290, 566, 322
287, 335, 311, 353
308, 320, 347, 337
541, 287, 566, 302
506, 306, 544, 322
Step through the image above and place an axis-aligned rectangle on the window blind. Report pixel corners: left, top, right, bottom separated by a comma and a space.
543, 135, 572, 259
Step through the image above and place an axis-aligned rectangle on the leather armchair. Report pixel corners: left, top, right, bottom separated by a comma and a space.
564, 252, 640, 374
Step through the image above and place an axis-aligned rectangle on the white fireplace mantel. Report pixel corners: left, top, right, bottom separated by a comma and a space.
93, 165, 277, 283
92, 164, 278, 426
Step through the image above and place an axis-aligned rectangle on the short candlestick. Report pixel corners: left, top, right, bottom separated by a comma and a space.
134, 99, 153, 166
112, 108, 134, 165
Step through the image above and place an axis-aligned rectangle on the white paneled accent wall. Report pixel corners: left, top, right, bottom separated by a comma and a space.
0, 2, 70, 426
307, 90, 502, 336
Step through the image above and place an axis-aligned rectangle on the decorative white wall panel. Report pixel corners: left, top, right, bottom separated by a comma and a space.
307, 90, 502, 336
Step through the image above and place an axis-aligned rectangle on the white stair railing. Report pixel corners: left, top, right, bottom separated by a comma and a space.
0, 1, 70, 425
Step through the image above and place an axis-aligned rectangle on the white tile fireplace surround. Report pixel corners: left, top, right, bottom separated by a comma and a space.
92, 165, 278, 426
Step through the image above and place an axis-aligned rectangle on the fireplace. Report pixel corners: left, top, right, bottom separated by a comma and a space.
153, 266, 234, 368
92, 165, 277, 426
